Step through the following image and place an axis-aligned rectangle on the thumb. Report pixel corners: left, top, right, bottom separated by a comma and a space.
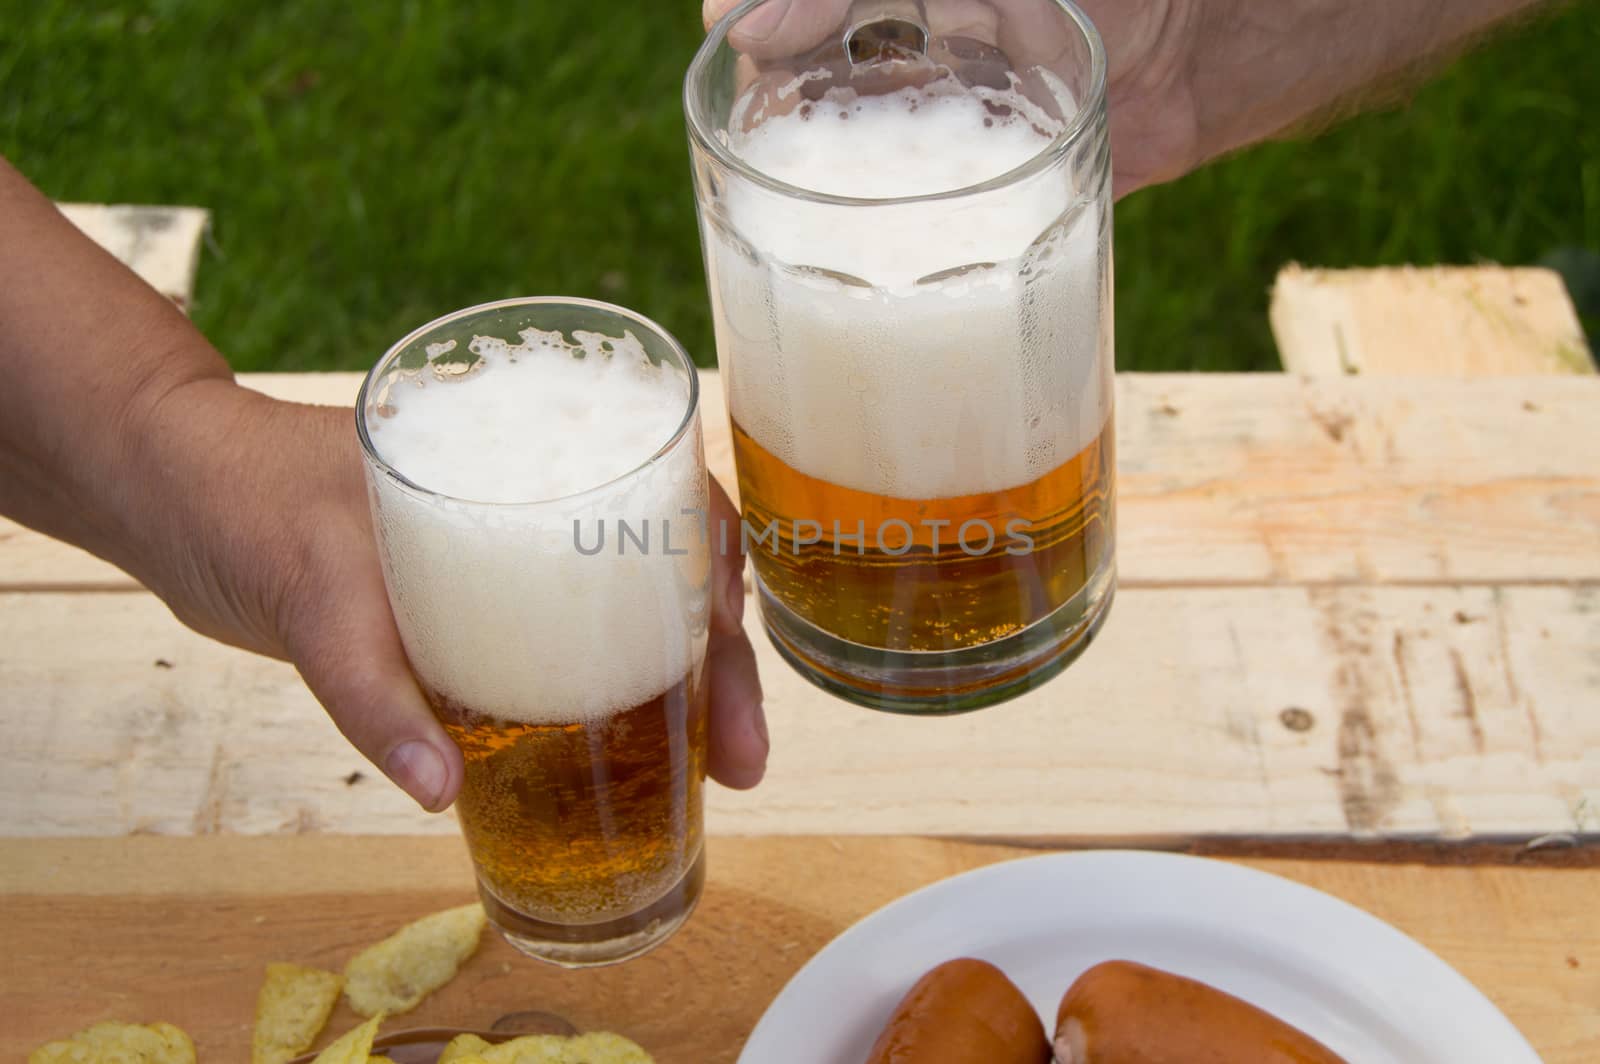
705, 476, 768, 789
709, 475, 748, 638
703, 0, 740, 30
704, 0, 786, 34
706, 0, 853, 58
286, 560, 464, 814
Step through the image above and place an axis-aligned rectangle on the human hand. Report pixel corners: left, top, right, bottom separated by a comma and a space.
700, 0, 1200, 197
121, 380, 767, 813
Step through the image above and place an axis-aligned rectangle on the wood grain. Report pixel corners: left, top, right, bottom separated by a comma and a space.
2, 372, 1595, 841
2, 836, 1596, 1063
4, 374, 1597, 590
1270, 264, 1596, 377
3, 583, 1594, 841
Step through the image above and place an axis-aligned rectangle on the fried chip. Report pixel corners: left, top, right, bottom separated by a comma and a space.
252, 962, 344, 1064
28, 1021, 195, 1064
308, 1014, 384, 1064
559, 1033, 653, 1063
478, 1037, 569, 1064
343, 903, 486, 1016
474, 1032, 653, 1064
438, 1034, 494, 1064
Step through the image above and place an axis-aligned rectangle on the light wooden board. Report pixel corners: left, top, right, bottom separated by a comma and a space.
3, 583, 1595, 841
56, 203, 210, 312
4, 373, 1598, 590
3, 836, 1596, 1063
1271, 264, 1596, 376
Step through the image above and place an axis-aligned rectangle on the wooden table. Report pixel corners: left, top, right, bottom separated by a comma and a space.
3, 371, 1598, 1061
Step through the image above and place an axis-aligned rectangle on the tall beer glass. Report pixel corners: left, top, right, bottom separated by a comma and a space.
686, 0, 1114, 713
357, 298, 711, 967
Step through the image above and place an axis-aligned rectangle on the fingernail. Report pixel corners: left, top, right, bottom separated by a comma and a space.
724, 561, 747, 628
387, 740, 448, 811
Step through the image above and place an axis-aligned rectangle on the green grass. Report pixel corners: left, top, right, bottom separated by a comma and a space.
3, 1, 1597, 372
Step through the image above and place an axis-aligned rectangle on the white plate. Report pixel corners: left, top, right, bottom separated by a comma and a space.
739, 851, 1538, 1064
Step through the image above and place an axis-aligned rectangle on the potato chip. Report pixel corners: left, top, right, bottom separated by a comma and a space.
473, 1033, 654, 1064
503, 1037, 569, 1064
28, 1021, 195, 1064
438, 1034, 494, 1064
559, 1033, 654, 1063
368, 1058, 397, 1064
308, 1014, 384, 1064
252, 962, 344, 1064
477, 1037, 568, 1064
343, 903, 486, 1016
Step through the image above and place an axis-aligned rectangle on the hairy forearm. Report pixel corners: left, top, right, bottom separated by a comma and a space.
1179, 0, 1550, 166
0, 156, 235, 581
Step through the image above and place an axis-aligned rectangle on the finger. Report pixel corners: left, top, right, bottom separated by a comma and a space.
703, 474, 766, 788
706, 0, 855, 59
928, 0, 1000, 45
707, 618, 768, 789
709, 475, 748, 638
703, 0, 742, 31
1111, 166, 1142, 201
286, 526, 464, 813
1075, 0, 1169, 88
991, 0, 1085, 76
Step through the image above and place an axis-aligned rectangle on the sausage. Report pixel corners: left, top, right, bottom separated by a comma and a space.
865, 958, 1052, 1064
1054, 960, 1350, 1064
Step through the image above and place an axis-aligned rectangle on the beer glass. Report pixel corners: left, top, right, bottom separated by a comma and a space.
357, 298, 711, 966
686, 0, 1115, 713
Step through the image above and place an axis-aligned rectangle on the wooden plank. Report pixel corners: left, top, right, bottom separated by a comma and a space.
56, 203, 210, 312
2, 836, 1595, 1063
3, 584, 1594, 841
1120, 375, 1600, 586
1271, 264, 1596, 376
4, 374, 1597, 591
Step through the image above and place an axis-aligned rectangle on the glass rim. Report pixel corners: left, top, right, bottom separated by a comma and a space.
355, 296, 701, 510
683, 0, 1107, 208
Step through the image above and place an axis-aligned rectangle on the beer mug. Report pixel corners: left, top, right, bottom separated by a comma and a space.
358, 298, 711, 966
686, 0, 1115, 712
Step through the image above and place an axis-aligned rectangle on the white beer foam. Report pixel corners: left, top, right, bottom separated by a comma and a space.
709, 76, 1110, 500
734, 79, 1053, 202
365, 330, 710, 725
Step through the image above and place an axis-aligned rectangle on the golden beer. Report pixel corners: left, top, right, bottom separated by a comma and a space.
433, 672, 708, 946
358, 298, 711, 965
733, 419, 1114, 654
